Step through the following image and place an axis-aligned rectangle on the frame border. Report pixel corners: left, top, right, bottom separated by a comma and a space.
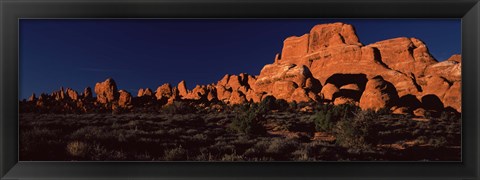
1, 0, 479, 179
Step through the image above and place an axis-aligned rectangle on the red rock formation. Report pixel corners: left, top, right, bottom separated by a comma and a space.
177, 80, 188, 97
228, 90, 247, 104
118, 90, 132, 107
28, 93, 36, 102
83, 87, 92, 100
66, 88, 78, 101
137, 88, 145, 97
155, 83, 173, 100
94, 78, 118, 104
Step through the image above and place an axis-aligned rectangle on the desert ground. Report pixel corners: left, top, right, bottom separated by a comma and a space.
20, 100, 460, 161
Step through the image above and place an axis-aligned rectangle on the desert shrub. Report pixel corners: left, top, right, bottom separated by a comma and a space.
88, 143, 110, 160
439, 111, 460, 122
163, 101, 196, 114
221, 152, 244, 161
312, 110, 335, 132
416, 136, 428, 144
334, 110, 379, 150
289, 101, 298, 111
258, 95, 276, 112
274, 99, 290, 111
266, 138, 299, 156
164, 146, 188, 161
66, 141, 88, 157
429, 136, 448, 148
312, 104, 359, 132
229, 105, 266, 135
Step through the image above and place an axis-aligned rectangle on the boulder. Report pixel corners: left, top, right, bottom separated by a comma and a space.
320, 83, 339, 101
359, 76, 399, 111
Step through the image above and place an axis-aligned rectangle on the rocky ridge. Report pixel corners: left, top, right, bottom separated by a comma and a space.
21, 22, 461, 116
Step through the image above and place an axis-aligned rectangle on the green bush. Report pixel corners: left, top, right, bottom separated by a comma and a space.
334, 110, 379, 150
312, 110, 334, 132
229, 105, 266, 135
312, 104, 359, 132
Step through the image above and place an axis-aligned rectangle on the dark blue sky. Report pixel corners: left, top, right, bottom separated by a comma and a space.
19, 19, 461, 99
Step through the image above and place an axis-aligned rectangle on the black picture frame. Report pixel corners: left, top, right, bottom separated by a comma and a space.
1, 0, 479, 179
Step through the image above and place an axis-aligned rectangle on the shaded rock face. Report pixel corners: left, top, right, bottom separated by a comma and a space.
359, 76, 399, 111
94, 78, 118, 104
83, 87, 92, 100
